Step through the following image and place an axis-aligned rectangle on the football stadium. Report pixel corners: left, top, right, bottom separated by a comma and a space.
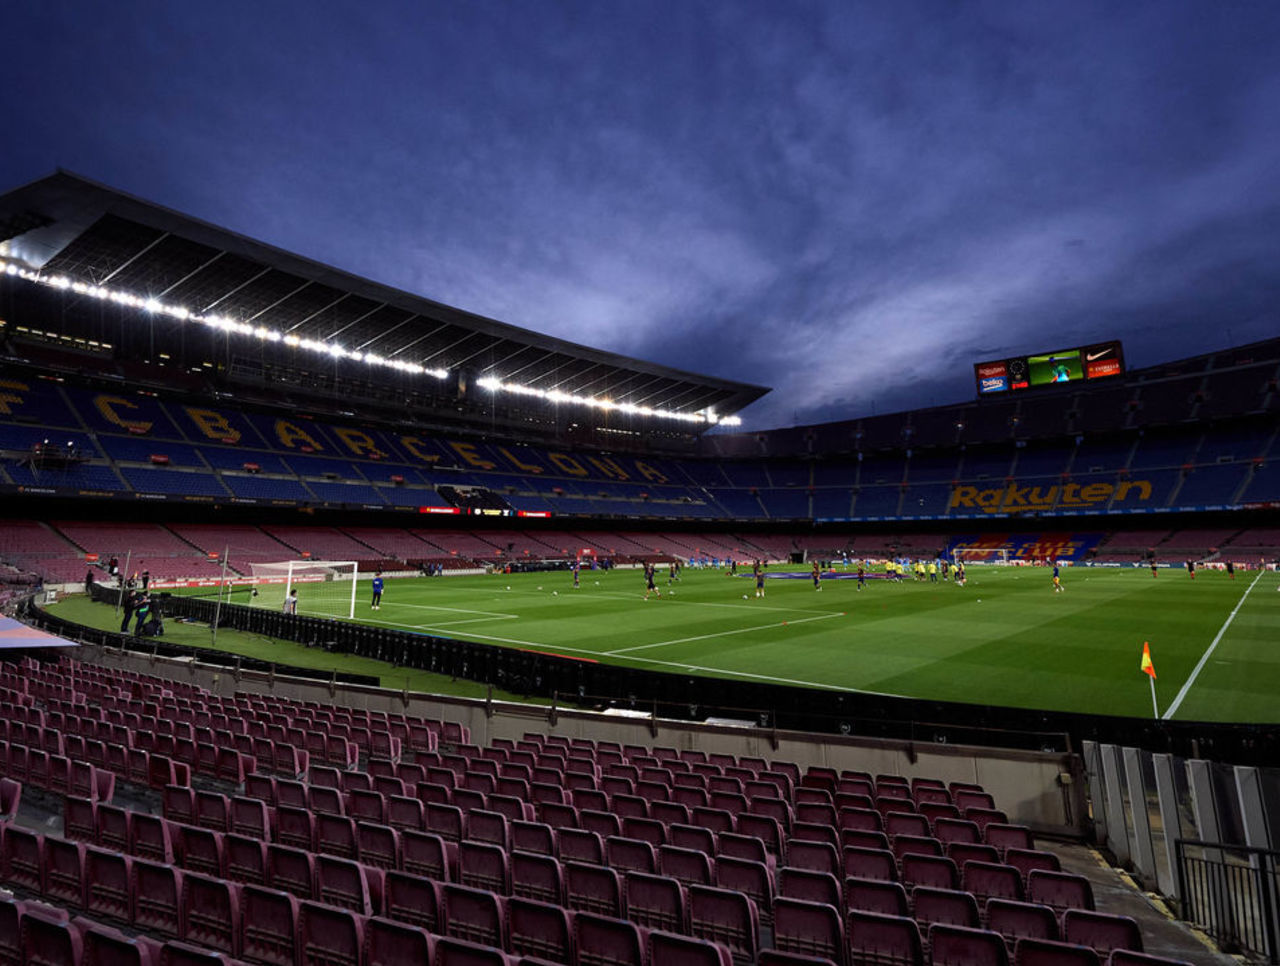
1, 172, 1278, 966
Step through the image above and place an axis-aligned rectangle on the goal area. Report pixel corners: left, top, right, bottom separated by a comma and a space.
952, 547, 1011, 566
246, 560, 358, 619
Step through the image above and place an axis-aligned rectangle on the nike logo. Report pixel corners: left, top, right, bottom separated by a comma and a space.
1086, 349, 1112, 361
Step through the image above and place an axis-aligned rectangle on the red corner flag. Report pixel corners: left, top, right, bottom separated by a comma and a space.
1140, 641, 1156, 680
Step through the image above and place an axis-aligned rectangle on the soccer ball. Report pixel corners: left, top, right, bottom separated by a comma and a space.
742, 594, 748, 600
506, 586, 511, 590
251, 589, 259, 597
552, 591, 558, 596
537, 586, 542, 591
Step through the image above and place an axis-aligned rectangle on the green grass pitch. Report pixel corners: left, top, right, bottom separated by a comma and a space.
190, 563, 1280, 724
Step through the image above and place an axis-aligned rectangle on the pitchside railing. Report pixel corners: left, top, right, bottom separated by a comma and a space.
1176, 838, 1280, 963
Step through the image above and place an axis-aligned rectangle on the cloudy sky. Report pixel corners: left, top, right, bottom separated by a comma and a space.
5, 1, 1280, 428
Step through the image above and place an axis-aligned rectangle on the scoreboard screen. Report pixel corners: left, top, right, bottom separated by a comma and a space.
975, 341, 1123, 395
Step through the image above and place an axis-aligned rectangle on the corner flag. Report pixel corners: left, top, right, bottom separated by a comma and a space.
1140, 641, 1156, 680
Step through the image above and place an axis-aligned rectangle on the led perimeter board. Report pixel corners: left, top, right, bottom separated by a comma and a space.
974, 340, 1123, 395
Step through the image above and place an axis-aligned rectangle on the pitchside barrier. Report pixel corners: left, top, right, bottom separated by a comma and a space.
47, 582, 1280, 767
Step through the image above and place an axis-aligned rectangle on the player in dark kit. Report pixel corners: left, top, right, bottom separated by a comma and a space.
370, 573, 384, 610
644, 563, 660, 600
572, 563, 580, 589
1226, 560, 1235, 580
812, 561, 822, 591
754, 561, 765, 598
1052, 563, 1063, 593
1186, 560, 1195, 579
856, 564, 865, 591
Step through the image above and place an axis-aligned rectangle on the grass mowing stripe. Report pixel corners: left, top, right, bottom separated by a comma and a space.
606, 612, 845, 655
1162, 568, 1266, 720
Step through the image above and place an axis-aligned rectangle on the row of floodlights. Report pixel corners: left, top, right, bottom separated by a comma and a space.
1, 259, 739, 427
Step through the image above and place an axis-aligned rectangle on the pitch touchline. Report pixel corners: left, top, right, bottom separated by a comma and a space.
1162, 568, 1265, 720
606, 613, 845, 655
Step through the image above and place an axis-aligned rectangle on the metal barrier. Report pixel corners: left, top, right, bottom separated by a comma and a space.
1176, 838, 1279, 963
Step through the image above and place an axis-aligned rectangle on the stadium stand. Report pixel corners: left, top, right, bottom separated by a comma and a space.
0, 655, 1196, 966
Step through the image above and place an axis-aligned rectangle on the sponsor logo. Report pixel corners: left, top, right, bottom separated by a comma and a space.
1086, 358, 1122, 379
976, 362, 1007, 379
949, 479, 1153, 513
1086, 348, 1112, 361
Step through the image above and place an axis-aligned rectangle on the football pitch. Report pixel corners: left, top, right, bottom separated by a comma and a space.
222, 565, 1280, 724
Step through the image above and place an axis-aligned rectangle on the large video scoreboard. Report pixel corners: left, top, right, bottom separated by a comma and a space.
974, 340, 1124, 395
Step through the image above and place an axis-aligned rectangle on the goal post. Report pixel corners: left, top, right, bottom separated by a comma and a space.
952, 547, 1011, 566
247, 560, 358, 619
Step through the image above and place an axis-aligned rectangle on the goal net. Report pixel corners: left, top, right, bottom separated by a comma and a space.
246, 560, 358, 619
952, 548, 1011, 566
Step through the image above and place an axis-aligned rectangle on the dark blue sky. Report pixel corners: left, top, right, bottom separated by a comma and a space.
6, 1, 1280, 429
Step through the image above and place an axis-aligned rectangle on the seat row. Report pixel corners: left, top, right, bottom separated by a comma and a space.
0, 741, 115, 803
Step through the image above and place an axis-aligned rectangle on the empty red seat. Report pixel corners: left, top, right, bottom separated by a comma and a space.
900, 854, 959, 891
930, 924, 1009, 966
714, 856, 773, 928
688, 883, 759, 966
230, 798, 271, 840
1013, 938, 1100, 966
43, 838, 87, 909
441, 883, 506, 949
986, 825, 1034, 856
3, 826, 45, 892
403, 830, 453, 881
507, 896, 573, 964
364, 917, 432, 966
963, 862, 1025, 903
574, 911, 645, 966
298, 901, 363, 966
917, 886, 982, 930
97, 804, 131, 854
180, 874, 240, 956
565, 861, 623, 918
843, 846, 897, 883
64, 797, 97, 844
847, 909, 923, 966
607, 836, 657, 875
19, 910, 82, 966
648, 930, 733, 966
132, 861, 185, 938
266, 844, 316, 901
225, 835, 269, 886
1026, 871, 1095, 915
85, 847, 134, 923
986, 899, 1060, 948
315, 854, 378, 916
238, 885, 299, 966
458, 840, 510, 894
844, 876, 908, 917
624, 871, 686, 933
79, 920, 161, 966
774, 897, 843, 965
357, 823, 401, 871
1062, 911, 1143, 955
511, 851, 564, 906
176, 824, 225, 876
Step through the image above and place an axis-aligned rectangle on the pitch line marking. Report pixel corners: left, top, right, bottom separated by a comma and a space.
384, 602, 522, 619
605, 613, 845, 655
1162, 568, 1265, 720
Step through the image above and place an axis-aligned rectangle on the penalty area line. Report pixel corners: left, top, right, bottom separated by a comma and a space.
1162, 568, 1265, 720
605, 613, 845, 655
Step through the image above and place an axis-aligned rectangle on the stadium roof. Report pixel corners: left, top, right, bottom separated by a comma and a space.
0, 171, 768, 421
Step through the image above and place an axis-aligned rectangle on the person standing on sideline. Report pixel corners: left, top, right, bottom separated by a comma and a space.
120, 588, 136, 632
371, 573, 384, 610
133, 594, 151, 635
283, 588, 298, 615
